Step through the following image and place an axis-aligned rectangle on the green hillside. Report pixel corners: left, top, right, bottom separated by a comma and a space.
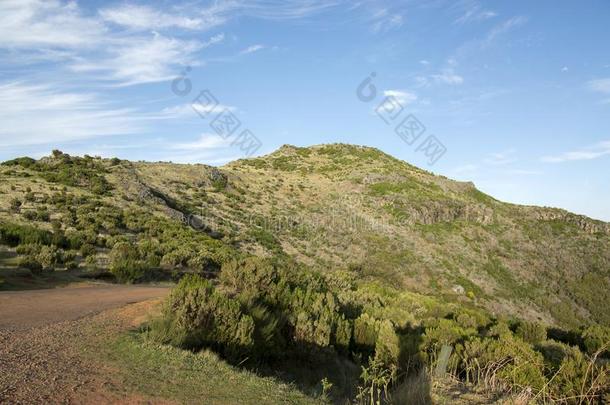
1, 146, 609, 404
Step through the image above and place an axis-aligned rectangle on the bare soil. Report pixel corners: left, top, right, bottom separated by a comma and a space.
0, 283, 170, 404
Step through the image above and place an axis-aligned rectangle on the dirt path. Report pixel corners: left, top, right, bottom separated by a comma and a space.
0, 283, 170, 330
0, 283, 171, 404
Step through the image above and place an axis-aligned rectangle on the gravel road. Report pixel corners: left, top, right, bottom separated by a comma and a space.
0, 283, 169, 330
0, 283, 170, 404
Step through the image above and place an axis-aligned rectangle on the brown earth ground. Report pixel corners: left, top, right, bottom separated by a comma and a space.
0, 284, 170, 404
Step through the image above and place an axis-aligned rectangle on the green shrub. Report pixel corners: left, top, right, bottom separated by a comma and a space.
22, 210, 37, 220
546, 344, 609, 402
0, 222, 52, 246
581, 325, 610, 356
65, 260, 78, 270
375, 320, 401, 368
19, 255, 43, 274
354, 313, 380, 349
16, 243, 63, 272
36, 245, 61, 270
79, 243, 96, 258
35, 208, 50, 222
516, 321, 547, 345
457, 334, 547, 392
151, 275, 255, 359
10, 198, 22, 212
109, 242, 147, 283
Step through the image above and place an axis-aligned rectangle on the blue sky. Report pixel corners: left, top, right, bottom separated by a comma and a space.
1, 0, 609, 220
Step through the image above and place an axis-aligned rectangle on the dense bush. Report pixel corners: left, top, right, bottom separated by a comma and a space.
9, 197, 22, 212
581, 325, 610, 356
149, 255, 610, 404
515, 321, 547, 345
152, 258, 365, 363
18, 254, 43, 274
151, 275, 255, 359
109, 242, 147, 283
0, 222, 52, 246
457, 333, 547, 391
16, 244, 63, 272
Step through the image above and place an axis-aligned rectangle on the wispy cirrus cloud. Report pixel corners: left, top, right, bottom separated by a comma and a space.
541, 141, 610, 163
161, 102, 236, 119
0, 0, 348, 155
0, 1, 210, 87
0, 81, 147, 147
484, 149, 517, 165
417, 68, 464, 86
238, 0, 343, 20
0, 1, 330, 87
164, 133, 240, 164
483, 16, 528, 47
383, 90, 417, 106
370, 8, 404, 33
240, 44, 266, 55
99, 4, 211, 31
588, 78, 610, 93
454, 1, 497, 25
69, 33, 204, 87
0, 0, 107, 49
170, 133, 232, 151
587, 78, 610, 99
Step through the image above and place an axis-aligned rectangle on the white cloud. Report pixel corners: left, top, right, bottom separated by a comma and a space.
370, 8, 404, 33
587, 78, 610, 94
484, 16, 528, 47
240, 1, 342, 20
561, 66, 569, 72
240, 44, 266, 55
99, 4, 209, 31
202, 33, 226, 48
419, 60, 430, 65
383, 90, 417, 106
484, 149, 516, 165
451, 164, 478, 177
432, 70, 464, 85
454, 4, 497, 24
541, 141, 610, 163
0, 1, 336, 88
164, 133, 240, 164
0, 1, 212, 87
171, 134, 232, 150
69, 33, 202, 86
417, 68, 464, 86
161, 102, 236, 118
504, 169, 542, 176
0, 0, 107, 49
0, 81, 147, 147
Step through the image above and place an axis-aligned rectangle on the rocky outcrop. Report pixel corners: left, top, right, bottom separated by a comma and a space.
405, 203, 494, 226
533, 209, 609, 234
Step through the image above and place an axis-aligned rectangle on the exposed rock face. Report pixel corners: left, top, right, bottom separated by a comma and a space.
117, 170, 185, 221
533, 209, 609, 234
406, 203, 494, 226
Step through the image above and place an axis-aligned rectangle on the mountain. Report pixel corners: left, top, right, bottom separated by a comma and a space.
1, 144, 608, 329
